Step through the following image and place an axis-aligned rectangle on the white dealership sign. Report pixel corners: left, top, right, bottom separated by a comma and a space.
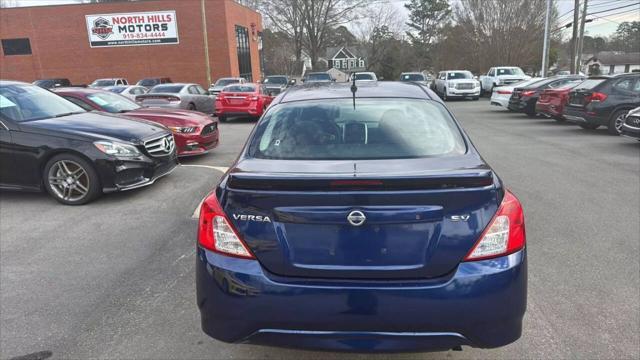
85, 10, 179, 48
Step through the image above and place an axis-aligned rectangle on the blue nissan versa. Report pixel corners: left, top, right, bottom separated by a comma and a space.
196, 82, 527, 352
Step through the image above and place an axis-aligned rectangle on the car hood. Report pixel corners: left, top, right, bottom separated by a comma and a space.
21, 111, 169, 144
125, 108, 214, 127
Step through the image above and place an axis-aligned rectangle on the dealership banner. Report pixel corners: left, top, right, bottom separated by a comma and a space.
86, 10, 179, 48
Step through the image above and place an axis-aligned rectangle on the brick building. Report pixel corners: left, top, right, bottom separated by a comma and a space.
0, 0, 263, 87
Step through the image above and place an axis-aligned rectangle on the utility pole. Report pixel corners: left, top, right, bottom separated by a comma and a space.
541, 0, 552, 77
570, 0, 580, 74
576, 0, 588, 75
201, 0, 212, 87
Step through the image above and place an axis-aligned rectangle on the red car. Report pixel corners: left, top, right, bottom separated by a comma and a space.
53, 88, 219, 157
214, 83, 275, 122
535, 80, 585, 121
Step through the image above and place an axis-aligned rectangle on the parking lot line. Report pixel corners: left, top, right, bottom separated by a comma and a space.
180, 164, 229, 219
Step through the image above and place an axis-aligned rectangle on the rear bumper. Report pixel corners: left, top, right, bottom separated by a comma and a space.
563, 107, 607, 126
490, 96, 509, 108
196, 248, 527, 352
508, 98, 535, 113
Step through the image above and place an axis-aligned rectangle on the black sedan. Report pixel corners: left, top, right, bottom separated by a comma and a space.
563, 73, 640, 135
508, 75, 585, 117
0, 80, 178, 205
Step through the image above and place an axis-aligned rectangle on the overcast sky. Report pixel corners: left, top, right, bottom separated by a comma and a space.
7, 0, 640, 37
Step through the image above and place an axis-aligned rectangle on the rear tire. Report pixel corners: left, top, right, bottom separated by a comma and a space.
553, 116, 566, 122
579, 123, 600, 130
442, 89, 448, 101
187, 103, 196, 111
43, 153, 101, 205
608, 109, 628, 135
526, 111, 537, 118
473, 97, 479, 101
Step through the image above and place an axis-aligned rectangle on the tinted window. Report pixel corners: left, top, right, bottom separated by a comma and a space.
575, 79, 606, 90
447, 72, 472, 80
354, 73, 374, 80
1, 38, 32, 56
138, 79, 159, 87
613, 78, 634, 92
223, 85, 256, 93
401, 74, 425, 81
248, 99, 466, 160
264, 77, 287, 85
0, 84, 84, 122
307, 73, 331, 81
149, 85, 184, 93
86, 92, 140, 113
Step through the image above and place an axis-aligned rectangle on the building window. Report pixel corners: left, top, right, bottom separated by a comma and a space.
235, 25, 252, 82
1, 38, 32, 56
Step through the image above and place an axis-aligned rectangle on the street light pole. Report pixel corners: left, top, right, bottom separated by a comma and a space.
576, 0, 589, 75
541, 0, 552, 77
201, 0, 212, 87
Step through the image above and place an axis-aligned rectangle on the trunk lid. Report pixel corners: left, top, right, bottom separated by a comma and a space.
220, 158, 499, 280
220, 92, 253, 107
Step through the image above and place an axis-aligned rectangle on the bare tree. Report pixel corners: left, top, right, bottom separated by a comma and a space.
449, 0, 557, 73
356, 3, 405, 75
260, 0, 306, 63
299, 0, 366, 69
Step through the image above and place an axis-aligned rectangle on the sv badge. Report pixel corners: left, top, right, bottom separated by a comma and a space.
450, 215, 470, 222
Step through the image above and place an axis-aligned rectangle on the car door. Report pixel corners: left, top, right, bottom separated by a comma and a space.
437, 72, 446, 93
196, 85, 214, 113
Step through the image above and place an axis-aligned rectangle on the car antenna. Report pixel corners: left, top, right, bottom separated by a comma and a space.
350, 72, 357, 110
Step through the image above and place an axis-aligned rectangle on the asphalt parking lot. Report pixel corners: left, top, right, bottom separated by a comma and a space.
1, 98, 638, 360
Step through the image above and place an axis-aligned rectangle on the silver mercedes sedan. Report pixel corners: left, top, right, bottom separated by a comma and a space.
136, 83, 215, 115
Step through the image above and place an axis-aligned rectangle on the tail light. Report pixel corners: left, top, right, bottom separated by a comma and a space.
521, 90, 535, 97
198, 193, 255, 259
586, 92, 607, 103
496, 90, 512, 95
464, 190, 525, 261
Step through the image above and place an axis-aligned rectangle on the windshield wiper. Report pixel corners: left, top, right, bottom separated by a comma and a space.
53, 111, 84, 118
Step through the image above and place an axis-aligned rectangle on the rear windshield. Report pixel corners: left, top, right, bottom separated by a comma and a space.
149, 85, 184, 93
91, 80, 116, 87
215, 78, 241, 86
447, 72, 473, 80
307, 73, 331, 81
354, 73, 374, 80
497, 68, 525, 76
107, 86, 126, 93
224, 85, 256, 93
575, 79, 606, 90
248, 99, 466, 160
137, 79, 159, 87
264, 77, 287, 85
401, 74, 425, 81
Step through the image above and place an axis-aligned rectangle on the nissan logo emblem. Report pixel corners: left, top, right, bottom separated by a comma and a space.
347, 210, 366, 226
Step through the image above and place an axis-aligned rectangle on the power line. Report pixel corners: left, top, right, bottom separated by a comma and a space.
588, 2, 640, 15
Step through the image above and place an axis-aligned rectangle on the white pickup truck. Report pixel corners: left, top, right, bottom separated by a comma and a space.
479, 67, 530, 95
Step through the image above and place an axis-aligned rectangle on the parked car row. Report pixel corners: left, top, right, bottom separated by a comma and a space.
492, 72, 640, 138
0, 80, 221, 205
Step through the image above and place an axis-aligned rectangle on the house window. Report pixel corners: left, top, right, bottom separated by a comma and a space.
235, 25, 252, 82
1, 38, 32, 56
